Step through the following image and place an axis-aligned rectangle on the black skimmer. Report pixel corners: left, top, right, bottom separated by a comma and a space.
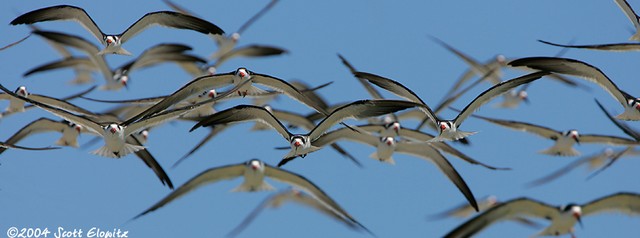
11, 5, 225, 55
310, 126, 480, 211
0, 85, 96, 118
0, 84, 206, 159
444, 192, 640, 238
190, 100, 423, 165
172, 103, 360, 168
0, 85, 95, 119
526, 147, 638, 187
25, 24, 95, 84
428, 195, 542, 229
227, 188, 371, 237
120, 67, 331, 125
132, 159, 368, 231
471, 113, 639, 156
0, 118, 91, 154
0, 112, 174, 189
31, 31, 205, 90
353, 71, 550, 141
509, 57, 640, 120
614, 0, 640, 41
163, 0, 279, 62
352, 124, 508, 170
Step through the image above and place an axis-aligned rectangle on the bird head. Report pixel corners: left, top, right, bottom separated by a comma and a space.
565, 130, 580, 144
385, 121, 401, 135
290, 136, 305, 148
104, 35, 120, 46
381, 136, 395, 146
15, 86, 28, 97
235, 67, 250, 79
247, 159, 264, 171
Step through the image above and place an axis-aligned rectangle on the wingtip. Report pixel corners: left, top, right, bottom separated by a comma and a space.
276, 157, 294, 167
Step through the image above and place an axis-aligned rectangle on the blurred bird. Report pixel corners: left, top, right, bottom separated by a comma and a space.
444, 192, 640, 238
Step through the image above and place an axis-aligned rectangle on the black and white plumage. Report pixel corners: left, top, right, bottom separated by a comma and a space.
0, 118, 90, 155
11, 5, 225, 55
431, 37, 504, 89
444, 192, 640, 238
0, 111, 174, 189
428, 195, 542, 229
471, 113, 639, 156
351, 124, 508, 170
163, 0, 279, 61
31, 31, 205, 90
614, 0, 640, 41
353, 71, 550, 141
227, 188, 370, 238
595, 99, 640, 141
31, 30, 122, 90
190, 100, 422, 166
310, 126, 479, 211
121, 68, 330, 125
257, 106, 361, 166
25, 24, 95, 84
132, 159, 368, 231
526, 147, 638, 187
0, 85, 96, 118
509, 57, 640, 120
0, 84, 197, 159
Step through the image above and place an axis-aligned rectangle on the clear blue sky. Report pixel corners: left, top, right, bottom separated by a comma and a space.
1, 0, 638, 237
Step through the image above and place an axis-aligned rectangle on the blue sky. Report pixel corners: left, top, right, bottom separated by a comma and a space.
0, 0, 638, 237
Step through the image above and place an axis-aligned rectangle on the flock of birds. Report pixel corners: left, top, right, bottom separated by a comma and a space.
1, 1, 640, 237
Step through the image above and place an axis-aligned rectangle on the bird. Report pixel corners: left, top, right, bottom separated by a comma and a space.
309, 126, 480, 211
0, 113, 174, 189
226, 188, 371, 237
0, 85, 95, 119
30, 31, 206, 90
509, 57, 640, 120
0, 84, 205, 159
353, 71, 550, 141
132, 159, 369, 232
470, 113, 639, 156
0, 118, 91, 153
119, 67, 331, 125
11, 5, 225, 55
430, 37, 505, 90
250, 105, 361, 166
526, 147, 638, 187
352, 124, 508, 170
0, 85, 96, 118
190, 100, 423, 166
163, 0, 280, 60
24, 24, 95, 84
428, 195, 542, 229
614, 0, 640, 41
443, 192, 640, 238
